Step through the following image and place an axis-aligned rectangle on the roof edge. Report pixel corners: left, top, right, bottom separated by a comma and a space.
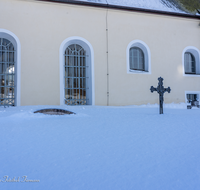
36, 0, 200, 19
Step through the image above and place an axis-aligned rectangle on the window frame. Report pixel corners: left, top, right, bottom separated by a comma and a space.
182, 46, 200, 77
129, 47, 145, 71
185, 91, 200, 104
126, 40, 151, 74
184, 52, 196, 74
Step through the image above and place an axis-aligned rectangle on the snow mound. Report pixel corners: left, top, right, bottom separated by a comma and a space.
126, 102, 188, 109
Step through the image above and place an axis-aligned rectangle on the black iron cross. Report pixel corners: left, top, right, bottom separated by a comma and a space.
150, 77, 171, 114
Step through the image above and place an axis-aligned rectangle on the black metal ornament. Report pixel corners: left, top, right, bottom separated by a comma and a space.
150, 77, 171, 114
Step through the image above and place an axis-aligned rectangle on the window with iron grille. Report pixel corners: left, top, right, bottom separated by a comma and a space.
64, 44, 87, 105
184, 52, 196, 74
129, 47, 145, 71
186, 94, 199, 103
0, 38, 15, 106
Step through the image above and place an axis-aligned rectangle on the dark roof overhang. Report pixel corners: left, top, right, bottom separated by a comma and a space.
36, 0, 200, 19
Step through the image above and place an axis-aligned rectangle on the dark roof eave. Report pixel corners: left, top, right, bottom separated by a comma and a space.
36, 0, 200, 19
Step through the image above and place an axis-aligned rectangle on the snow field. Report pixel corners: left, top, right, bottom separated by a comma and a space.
0, 104, 200, 190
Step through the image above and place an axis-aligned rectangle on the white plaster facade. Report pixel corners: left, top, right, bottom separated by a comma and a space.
0, 0, 200, 106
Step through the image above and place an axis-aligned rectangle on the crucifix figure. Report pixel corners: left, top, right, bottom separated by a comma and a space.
150, 77, 171, 114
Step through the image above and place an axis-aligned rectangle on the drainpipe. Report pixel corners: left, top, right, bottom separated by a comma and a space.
106, 1, 109, 106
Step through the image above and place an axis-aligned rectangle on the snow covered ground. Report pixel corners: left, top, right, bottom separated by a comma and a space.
0, 104, 200, 190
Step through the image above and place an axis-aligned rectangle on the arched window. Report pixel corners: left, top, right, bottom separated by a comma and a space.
184, 52, 196, 74
182, 47, 200, 76
60, 37, 94, 106
126, 40, 151, 74
129, 47, 144, 71
64, 44, 87, 105
0, 38, 15, 106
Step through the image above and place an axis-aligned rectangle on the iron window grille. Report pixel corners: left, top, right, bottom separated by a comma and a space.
64, 44, 88, 105
186, 94, 198, 103
0, 38, 15, 107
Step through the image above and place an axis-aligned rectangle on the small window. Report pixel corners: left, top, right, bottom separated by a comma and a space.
186, 94, 199, 103
127, 40, 151, 74
129, 47, 144, 71
183, 47, 200, 76
186, 93, 200, 109
185, 91, 200, 103
184, 52, 196, 74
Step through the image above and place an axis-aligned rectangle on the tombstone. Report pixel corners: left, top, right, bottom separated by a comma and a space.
150, 77, 171, 114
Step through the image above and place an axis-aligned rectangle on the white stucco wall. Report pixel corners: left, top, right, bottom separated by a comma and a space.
0, 0, 200, 106
107, 9, 200, 105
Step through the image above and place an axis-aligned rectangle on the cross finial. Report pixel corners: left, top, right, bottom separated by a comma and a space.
158, 77, 163, 86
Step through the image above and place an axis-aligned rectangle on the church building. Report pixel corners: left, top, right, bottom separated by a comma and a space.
0, 0, 200, 106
